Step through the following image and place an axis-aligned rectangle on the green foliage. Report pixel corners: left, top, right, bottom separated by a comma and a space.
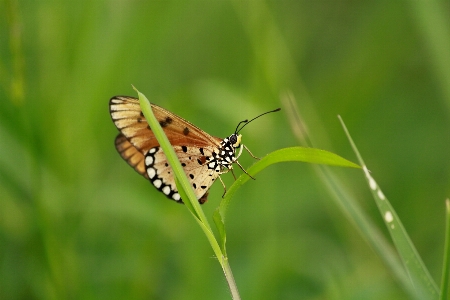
138, 88, 359, 299
341, 117, 439, 299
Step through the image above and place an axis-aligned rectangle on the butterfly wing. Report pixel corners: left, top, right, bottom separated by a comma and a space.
115, 133, 148, 179
110, 96, 221, 152
110, 96, 223, 203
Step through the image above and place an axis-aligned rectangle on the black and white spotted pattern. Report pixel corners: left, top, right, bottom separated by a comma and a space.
206, 134, 242, 175
144, 133, 243, 203
145, 147, 182, 201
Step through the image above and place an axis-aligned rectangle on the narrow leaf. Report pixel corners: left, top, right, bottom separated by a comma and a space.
339, 116, 439, 299
135, 87, 207, 225
219, 146, 360, 221
213, 208, 227, 255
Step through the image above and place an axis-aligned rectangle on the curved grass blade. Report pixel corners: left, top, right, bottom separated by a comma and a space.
174, 176, 223, 261
339, 115, 439, 299
213, 207, 227, 254
135, 87, 240, 300
283, 94, 421, 298
219, 146, 360, 221
135, 86, 206, 222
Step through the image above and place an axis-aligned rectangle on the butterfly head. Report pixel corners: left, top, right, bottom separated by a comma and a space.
218, 108, 281, 164
229, 133, 242, 148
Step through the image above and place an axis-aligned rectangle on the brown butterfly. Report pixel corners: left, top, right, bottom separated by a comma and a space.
109, 96, 280, 204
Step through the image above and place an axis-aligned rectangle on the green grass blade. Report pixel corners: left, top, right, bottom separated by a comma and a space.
174, 176, 199, 221
219, 146, 360, 221
283, 94, 421, 298
339, 116, 439, 299
136, 86, 222, 257
135, 88, 240, 299
213, 207, 227, 254
174, 176, 224, 263
135, 87, 207, 224
440, 199, 450, 300
315, 163, 417, 297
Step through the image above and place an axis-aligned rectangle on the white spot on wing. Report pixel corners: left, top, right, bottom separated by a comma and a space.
173, 193, 181, 201
147, 168, 156, 179
145, 156, 153, 166
162, 186, 171, 195
153, 179, 162, 188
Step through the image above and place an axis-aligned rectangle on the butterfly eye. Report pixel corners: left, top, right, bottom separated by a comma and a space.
229, 134, 242, 148
229, 134, 237, 144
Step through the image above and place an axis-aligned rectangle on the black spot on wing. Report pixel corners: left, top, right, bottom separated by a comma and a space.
159, 117, 173, 127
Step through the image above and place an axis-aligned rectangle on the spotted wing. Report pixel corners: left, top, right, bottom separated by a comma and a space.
109, 96, 222, 153
109, 96, 223, 203
144, 145, 222, 203
115, 133, 148, 179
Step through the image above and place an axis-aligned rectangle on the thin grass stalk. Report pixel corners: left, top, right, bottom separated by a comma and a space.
134, 87, 241, 300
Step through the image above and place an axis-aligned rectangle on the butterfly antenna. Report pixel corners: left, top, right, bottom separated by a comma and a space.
235, 108, 281, 133
234, 119, 249, 134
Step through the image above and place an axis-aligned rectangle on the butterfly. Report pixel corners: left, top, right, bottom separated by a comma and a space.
109, 95, 280, 204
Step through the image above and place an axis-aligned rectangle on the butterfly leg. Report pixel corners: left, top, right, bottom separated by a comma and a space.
243, 144, 260, 160
235, 144, 244, 159
218, 175, 227, 198
236, 160, 255, 180
230, 168, 237, 180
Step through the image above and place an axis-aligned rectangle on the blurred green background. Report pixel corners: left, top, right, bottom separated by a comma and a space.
1, 0, 450, 299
